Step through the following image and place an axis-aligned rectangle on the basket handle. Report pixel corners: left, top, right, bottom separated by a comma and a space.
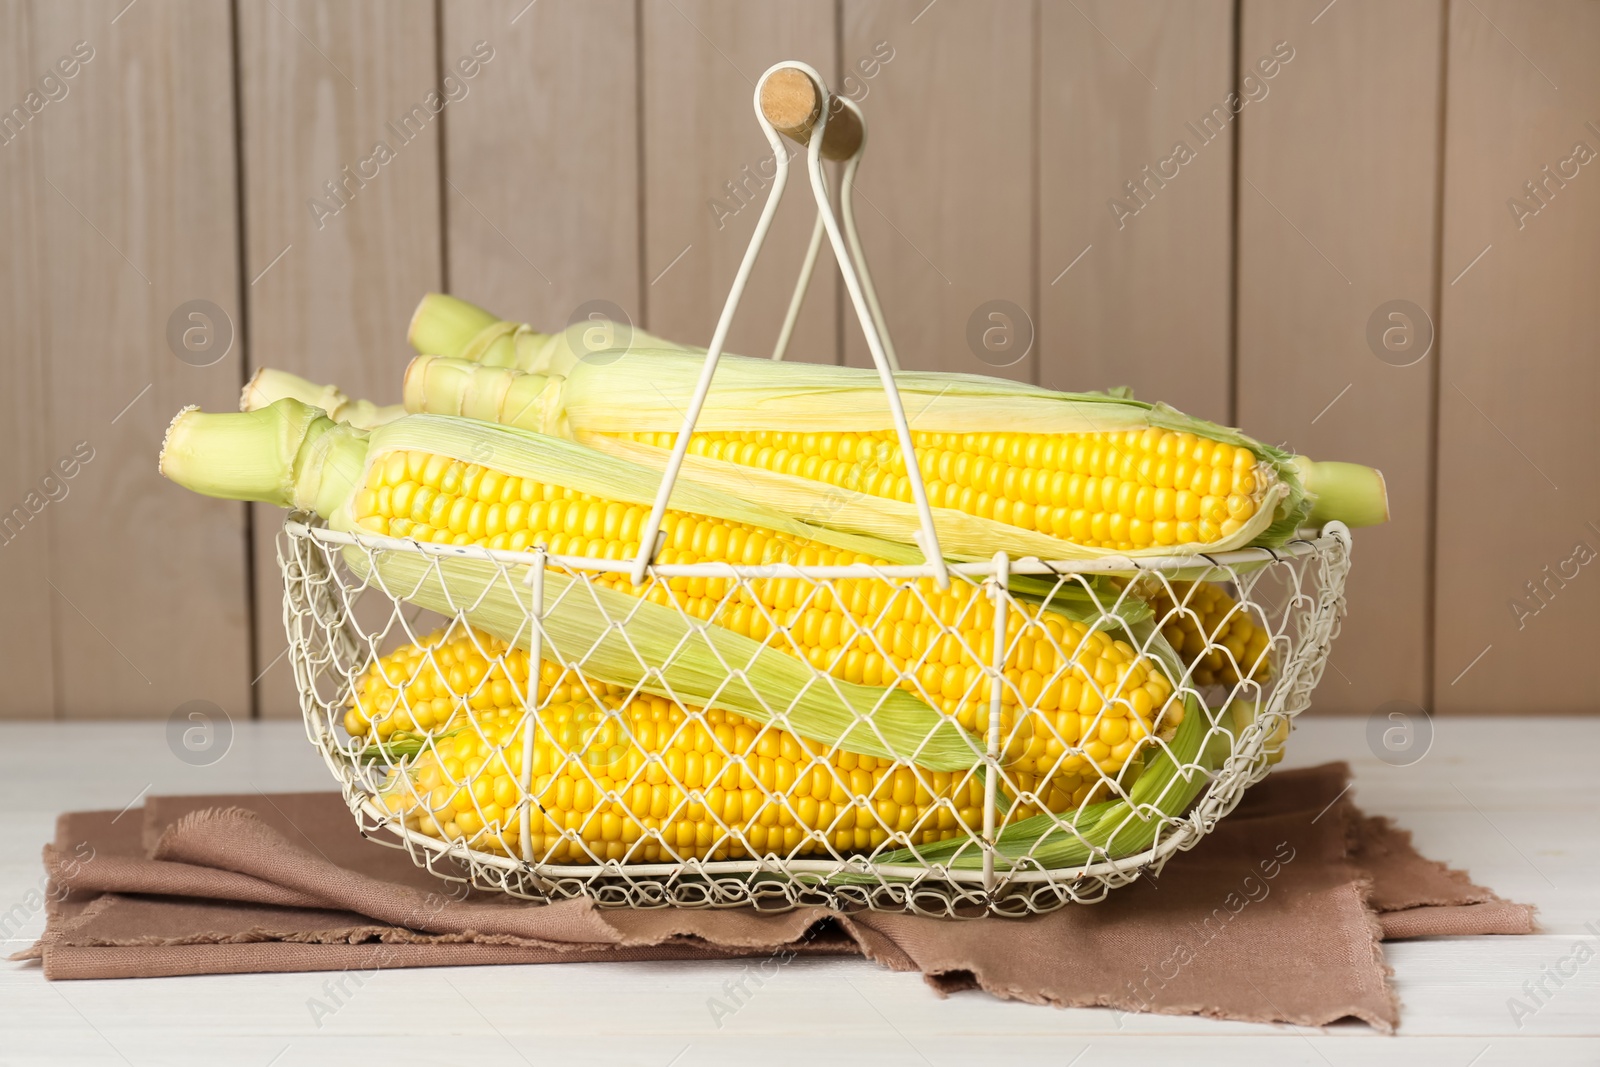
767, 90, 899, 374
627, 61, 948, 589
759, 67, 865, 161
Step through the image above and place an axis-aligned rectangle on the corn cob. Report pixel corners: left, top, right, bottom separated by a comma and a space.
346, 629, 587, 740
1117, 577, 1272, 688
402, 297, 1389, 562
380, 705, 996, 862
162, 400, 1185, 806
359, 630, 1002, 862
649, 426, 1265, 547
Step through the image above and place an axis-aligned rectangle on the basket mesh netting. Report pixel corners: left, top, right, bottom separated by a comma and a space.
281, 518, 1350, 918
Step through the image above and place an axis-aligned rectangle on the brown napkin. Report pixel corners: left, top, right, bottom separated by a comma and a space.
17, 763, 1534, 1031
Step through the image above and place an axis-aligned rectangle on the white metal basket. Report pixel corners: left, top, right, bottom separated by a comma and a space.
281, 63, 1353, 917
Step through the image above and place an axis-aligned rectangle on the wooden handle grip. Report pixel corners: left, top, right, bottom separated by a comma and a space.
759, 67, 864, 161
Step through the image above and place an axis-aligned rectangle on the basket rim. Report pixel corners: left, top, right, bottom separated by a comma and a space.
283, 514, 1348, 580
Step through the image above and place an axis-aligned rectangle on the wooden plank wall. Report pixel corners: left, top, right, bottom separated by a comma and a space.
443, 0, 641, 340
1237, 0, 1445, 717
1040, 0, 1235, 423
0, 0, 1596, 719
1434, 0, 1600, 712
2, 0, 252, 723
0, 0, 56, 719
842, 0, 1036, 379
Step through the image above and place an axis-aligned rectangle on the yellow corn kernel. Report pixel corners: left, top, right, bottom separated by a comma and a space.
1117, 577, 1274, 688
621, 427, 1268, 551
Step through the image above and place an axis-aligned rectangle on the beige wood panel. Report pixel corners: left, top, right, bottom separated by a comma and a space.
236, 0, 444, 717
1434, 0, 1600, 713
32, 0, 251, 719
0, 0, 57, 717
1038, 0, 1234, 422
1237, 0, 1443, 716
442, 0, 640, 334
642, 0, 838, 363
840, 0, 1034, 379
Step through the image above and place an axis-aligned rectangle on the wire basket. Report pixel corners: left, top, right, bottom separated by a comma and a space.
285, 521, 1348, 917
281, 63, 1354, 917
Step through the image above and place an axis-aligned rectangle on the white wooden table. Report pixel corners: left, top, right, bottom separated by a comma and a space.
0, 717, 1594, 1066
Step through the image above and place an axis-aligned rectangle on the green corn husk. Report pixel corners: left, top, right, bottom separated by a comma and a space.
1200, 699, 1289, 769
409, 292, 690, 377
402, 356, 571, 437
160, 400, 1160, 774
358, 728, 464, 763
241, 367, 406, 429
